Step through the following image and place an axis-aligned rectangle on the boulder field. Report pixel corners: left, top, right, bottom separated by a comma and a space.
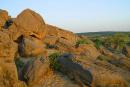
0, 9, 130, 87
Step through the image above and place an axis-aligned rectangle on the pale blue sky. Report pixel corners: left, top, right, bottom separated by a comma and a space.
0, 0, 130, 32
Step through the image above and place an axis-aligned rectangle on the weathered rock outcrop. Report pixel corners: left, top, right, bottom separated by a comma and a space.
0, 9, 48, 87
0, 9, 10, 29
46, 24, 78, 44
44, 24, 79, 52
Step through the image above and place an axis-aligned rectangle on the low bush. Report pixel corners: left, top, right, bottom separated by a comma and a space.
49, 52, 61, 70
93, 39, 103, 49
76, 39, 90, 47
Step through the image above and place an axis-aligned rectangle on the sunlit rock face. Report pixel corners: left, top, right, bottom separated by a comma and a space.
0, 26, 25, 87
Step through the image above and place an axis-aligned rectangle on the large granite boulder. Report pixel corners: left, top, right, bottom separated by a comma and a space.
8, 9, 47, 40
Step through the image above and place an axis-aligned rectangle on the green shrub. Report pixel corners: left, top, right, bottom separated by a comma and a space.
76, 39, 89, 47
49, 53, 61, 70
15, 58, 24, 70
93, 39, 103, 49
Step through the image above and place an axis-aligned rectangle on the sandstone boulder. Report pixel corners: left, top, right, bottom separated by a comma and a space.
75, 44, 100, 59
9, 9, 47, 40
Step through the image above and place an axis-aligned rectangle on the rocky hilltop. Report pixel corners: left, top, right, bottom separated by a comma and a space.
0, 9, 130, 87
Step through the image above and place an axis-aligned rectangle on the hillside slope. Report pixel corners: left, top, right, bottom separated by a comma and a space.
0, 9, 130, 87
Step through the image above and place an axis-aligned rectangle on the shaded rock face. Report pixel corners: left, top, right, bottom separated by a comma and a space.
20, 57, 50, 87
3, 18, 14, 29
57, 53, 93, 87
8, 9, 47, 40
